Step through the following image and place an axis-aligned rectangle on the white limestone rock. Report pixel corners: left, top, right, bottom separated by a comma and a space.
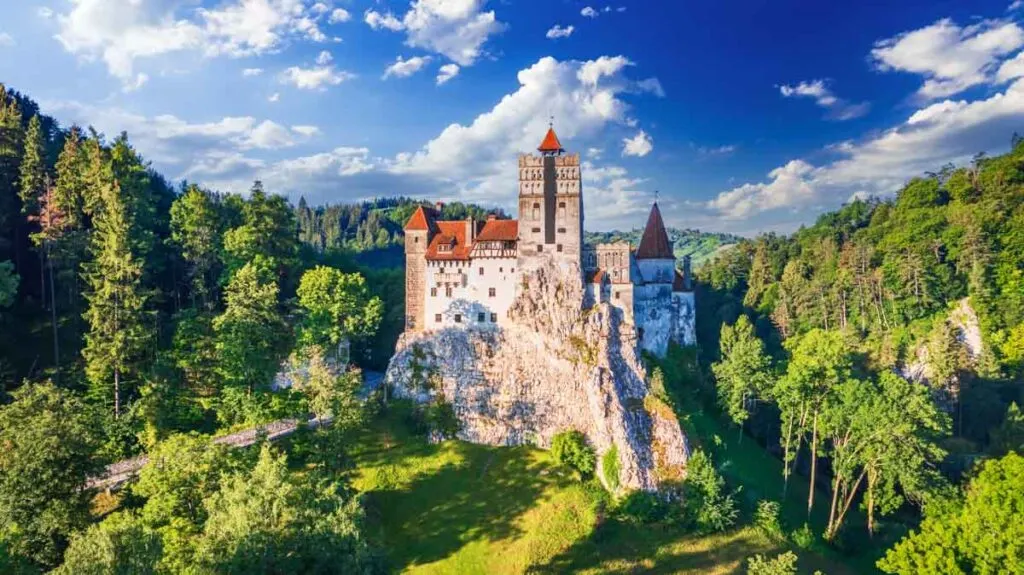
385, 262, 690, 491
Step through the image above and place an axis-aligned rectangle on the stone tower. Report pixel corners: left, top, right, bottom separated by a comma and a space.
517, 126, 583, 272
403, 205, 433, 331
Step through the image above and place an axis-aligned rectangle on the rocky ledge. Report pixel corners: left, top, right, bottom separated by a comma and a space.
384, 262, 689, 491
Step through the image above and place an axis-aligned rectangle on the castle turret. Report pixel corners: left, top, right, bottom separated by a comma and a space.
635, 202, 675, 285
517, 126, 583, 272
404, 205, 436, 331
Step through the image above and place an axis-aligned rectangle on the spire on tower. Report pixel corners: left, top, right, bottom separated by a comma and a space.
537, 125, 564, 155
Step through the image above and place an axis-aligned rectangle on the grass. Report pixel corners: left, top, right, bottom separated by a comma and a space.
347, 409, 860, 574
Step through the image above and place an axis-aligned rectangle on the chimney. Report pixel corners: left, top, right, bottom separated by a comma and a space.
466, 216, 476, 243
434, 201, 445, 213
682, 255, 692, 291
487, 213, 497, 221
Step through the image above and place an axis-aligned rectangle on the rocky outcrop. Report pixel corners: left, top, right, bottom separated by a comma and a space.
385, 263, 689, 491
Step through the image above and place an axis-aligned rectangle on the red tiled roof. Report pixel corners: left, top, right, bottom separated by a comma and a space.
405, 205, 436, 232
636, 202, 674, 259
538, 127, 564, 153
426, 221, 472, 260
475, 219, 518, 242
587, 269, 608, 284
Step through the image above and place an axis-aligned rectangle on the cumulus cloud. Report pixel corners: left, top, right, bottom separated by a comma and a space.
0, 33, 14, 47
622, 130, 653, 157
242, 67, 264, 76
436, 63, 460, 85
280, 64, 355, 90
52, 0, 339, 86
315, 50, 332, 65
708, 76, 1024, 221
581, 6, 598, 18
779, 79, 870, 120
546, 25, 574, 39
291, 125, 321, 136
328, 8, 350, 23
871, 18, 1024, 99
364, 0, 504, 66
383, 55, 432, 79
268, 92, 280, 102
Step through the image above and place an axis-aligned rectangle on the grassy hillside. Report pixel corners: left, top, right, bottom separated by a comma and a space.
586, 228, 741, 268
347, 405, 857, 574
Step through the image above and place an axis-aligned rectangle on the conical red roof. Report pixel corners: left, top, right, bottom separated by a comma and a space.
404, 205, 435, 231
537, 127, 564, 153
636, 202, 674, 259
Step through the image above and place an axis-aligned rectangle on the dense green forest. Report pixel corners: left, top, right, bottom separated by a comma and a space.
1, 80, 1022, 574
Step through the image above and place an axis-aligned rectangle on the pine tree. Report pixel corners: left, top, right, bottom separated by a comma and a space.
81, 139, 150, 418
170, 185, 222, 309
0, 85, 24, 267
19, 114, 47, 303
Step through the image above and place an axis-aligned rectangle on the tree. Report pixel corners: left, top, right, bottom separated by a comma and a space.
213, 261, 289, 397
775, 329, 852, 514
296, 266, 383, 351
222, 182, 298, 282
81, 138, 150, 418
170, 185, 222, 309
879, 452, 1024, 575
747, 551, 798, 575
991, 402, 1024, 456
550, 430, 597, 478
682, 450, 738, 533
0, 383, 102, 567
54, 511, 162, 575
193, 444, 381, 574
711, 314, 773, 432
18, 115, 46, 300
0, 86, 23, 264
0, 260, 16, 308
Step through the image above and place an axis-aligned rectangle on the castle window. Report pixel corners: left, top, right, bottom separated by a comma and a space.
614, 291, 620, 300
414, 237, 419, 243
537, 245, 543, 253
499, 267, 503, 273
511, 268, 515, 273
454, 314, 462, 323
532, 202, 540, 220
430, 287, 437, 297
532, 227, 540, 233
479, 267, 484, 276
477, 312, 485, 322
489, 288, 496, 297
558, 202, 566, 219
445, 287, 453, 297
557, 227, 566, 234
490, 313, 497, 322
557, 244, 563, 253
435, 314, 442, 323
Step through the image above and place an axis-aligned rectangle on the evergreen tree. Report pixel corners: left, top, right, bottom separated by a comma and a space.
18, 114, 46, 302
81, 138, 150, 418
0, 85, 24, 265
170, 185, 222, 309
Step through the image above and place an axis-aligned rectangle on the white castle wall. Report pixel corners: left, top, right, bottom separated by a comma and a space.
634, 283, 676, 357
637, 258, 675, 284
424, 257, 519, 330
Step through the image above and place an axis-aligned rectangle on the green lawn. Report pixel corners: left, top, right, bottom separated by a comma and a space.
348, 412, 860, 574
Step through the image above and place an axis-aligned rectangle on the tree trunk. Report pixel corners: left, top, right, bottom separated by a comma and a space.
46, 243, 59, 383
114, 367, 121, 419
829, 470, 866, 540
867, 468, 876, 537
808, 411, 818, 517
827, 469, 842, 539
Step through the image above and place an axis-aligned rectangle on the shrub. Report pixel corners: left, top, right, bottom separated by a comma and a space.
682, 450, 738, 533
425, 397, 460, 440
746, 551, 798, 575
615, 491, 668, 524
754, 499, 784, 540
550, 430, 596, 478
790, 523, 816, 550
601, 446, 620, 491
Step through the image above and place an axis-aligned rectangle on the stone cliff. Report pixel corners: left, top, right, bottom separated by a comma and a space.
384, 263, 689, 491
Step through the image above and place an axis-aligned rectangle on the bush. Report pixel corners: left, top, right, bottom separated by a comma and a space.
790, 523, 817, 550
615, 491, 668, 524
601, 446, 620, 491
746, 551, 798, 575
425, 397, 460, 440
550, 430, 597, 478
682, 450, 738, 533
754, 499, 784, 540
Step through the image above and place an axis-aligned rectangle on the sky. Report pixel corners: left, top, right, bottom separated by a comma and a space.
1, 0, 1023, 235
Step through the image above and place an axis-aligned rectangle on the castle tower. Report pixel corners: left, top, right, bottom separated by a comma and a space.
517, 126, 583, 272
403, 205, 435, 331
635, 202, 675, 285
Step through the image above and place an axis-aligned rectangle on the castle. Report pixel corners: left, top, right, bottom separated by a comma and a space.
403, 127, 695, 357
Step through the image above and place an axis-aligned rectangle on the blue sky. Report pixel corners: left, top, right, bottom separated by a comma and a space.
1, 0, 1022, 234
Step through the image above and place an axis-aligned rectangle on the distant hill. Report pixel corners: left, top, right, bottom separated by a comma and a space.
585, 228, 741, 268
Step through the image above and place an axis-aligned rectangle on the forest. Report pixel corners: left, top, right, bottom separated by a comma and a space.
0, 79, 1022, 575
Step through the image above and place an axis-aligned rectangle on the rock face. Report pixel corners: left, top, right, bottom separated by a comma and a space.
385, 262, 689, 491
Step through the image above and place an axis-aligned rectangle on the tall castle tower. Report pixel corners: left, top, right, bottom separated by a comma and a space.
517, 126, 583, 272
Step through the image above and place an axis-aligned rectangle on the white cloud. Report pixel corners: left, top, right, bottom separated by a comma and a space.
328, 8, 350, 23
708, 77, 1024, 221
37, 7, 54, 19
291, 125, 321, 136
364, 10, 404, 31
871, 18, 1024, 99
364, 0, 504, 66
280, 64, 355, 89
546, 25, 574, 39
315, 50, 332, 64
779, 79, 870, 120
586, 147, 603, 159
436, 63, 460, 85
268, 92, 280, 102
697, 144, 737, 157
996, 50, 1024, 82
122, 72, 149, 92
242, 67, 264, 76
0, 33, 13, 47
383, 55, 432, 79
622, 130, 653, 157
52, 0, 338, 86
581, 6, 598, 18
616, 6, 626, 12
636, 77, 665, 97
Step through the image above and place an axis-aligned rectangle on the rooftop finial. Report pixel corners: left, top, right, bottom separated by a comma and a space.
654, 190, 660, 204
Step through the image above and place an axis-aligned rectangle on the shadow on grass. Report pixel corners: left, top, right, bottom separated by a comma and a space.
362, 440, 556, 572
